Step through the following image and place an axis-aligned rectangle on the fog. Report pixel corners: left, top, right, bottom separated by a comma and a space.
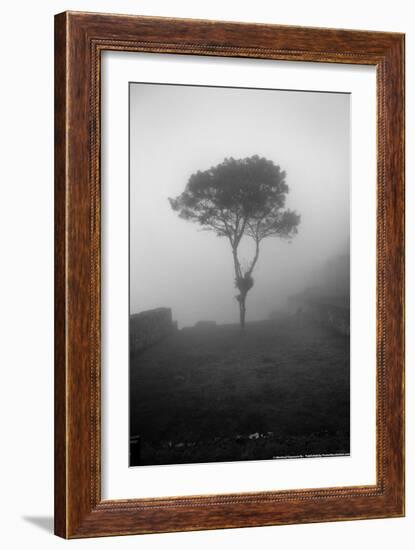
130, 83, 350, 328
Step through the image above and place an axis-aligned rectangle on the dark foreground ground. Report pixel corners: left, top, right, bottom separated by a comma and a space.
129, 316, 350, 466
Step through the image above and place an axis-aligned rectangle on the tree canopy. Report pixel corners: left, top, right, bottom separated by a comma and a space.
169, 155, 299, 247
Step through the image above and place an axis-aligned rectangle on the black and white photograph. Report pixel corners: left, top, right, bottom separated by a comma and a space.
129, 82, 350, 467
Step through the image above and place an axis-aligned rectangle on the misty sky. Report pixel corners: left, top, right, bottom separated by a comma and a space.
130, 83, 350, 328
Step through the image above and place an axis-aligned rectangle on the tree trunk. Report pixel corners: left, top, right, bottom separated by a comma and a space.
239, 295, 246, 329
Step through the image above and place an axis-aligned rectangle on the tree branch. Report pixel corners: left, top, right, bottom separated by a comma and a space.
232, 246, 242, 279
246, 238, 260, 276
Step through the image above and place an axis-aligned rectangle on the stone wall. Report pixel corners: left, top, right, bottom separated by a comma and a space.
308, 302, 350, 336
130, 307, 175, 353
295, 300, 350, 336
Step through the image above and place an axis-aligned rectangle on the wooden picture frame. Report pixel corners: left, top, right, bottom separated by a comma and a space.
54, 11, 405, 538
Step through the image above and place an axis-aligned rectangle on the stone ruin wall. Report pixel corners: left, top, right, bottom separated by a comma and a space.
130, 307, 176, 353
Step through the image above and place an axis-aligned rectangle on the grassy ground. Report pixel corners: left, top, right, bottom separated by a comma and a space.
129, 316, 350, 466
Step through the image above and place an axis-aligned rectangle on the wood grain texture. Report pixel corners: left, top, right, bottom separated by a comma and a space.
54, 11, 405, 539
54, 11, 68, 538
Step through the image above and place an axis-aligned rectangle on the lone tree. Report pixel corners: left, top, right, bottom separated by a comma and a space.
169, 155, 300, 328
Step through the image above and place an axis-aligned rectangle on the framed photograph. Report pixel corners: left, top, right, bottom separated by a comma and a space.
54, 11, 405, 538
